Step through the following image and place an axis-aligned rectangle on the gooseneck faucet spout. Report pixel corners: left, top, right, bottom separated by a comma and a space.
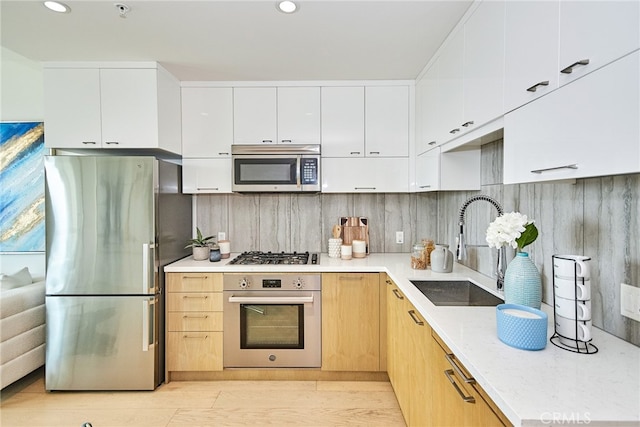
456, 195, 507, 291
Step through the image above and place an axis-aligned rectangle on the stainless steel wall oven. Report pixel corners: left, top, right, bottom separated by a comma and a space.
223, 273, 321, 368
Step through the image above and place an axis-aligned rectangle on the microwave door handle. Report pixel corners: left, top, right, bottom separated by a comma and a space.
296, 156, 301, 188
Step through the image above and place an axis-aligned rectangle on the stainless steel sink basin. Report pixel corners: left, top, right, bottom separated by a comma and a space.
409, 280, 503, 306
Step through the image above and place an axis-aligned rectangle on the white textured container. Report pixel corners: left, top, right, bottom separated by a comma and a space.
328, 238, 342, 258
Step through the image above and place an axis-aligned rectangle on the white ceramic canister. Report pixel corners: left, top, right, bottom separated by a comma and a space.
218, 240, 231, 259
352, 240, 366, 258
341, 244, 352, 260
328, 238, 342, 258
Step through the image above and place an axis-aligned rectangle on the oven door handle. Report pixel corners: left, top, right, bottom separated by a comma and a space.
228, 295, 314, 304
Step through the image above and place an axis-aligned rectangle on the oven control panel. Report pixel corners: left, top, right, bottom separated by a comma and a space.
223, 274, 321, 291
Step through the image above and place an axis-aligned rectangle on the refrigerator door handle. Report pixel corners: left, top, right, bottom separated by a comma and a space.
142, 298, 155, 352
142, 243, 156, 294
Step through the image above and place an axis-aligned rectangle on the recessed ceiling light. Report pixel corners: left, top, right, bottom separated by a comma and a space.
43, 1, 70, 13
277, 1, 297, 14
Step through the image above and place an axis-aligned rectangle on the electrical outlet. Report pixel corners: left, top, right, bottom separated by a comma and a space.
621, 283, 640, 322
395, 231, 404, 244
218, 231, 226, 242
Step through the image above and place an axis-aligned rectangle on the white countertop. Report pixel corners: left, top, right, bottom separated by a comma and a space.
165, 253, 640, 426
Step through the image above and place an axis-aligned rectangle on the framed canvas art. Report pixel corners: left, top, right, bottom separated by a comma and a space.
0, 122, 45, 252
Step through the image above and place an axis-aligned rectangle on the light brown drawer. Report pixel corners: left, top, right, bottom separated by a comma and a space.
167, 331, 223, 371
167, 292, 223, 312
167, 312, 223, 332
166, 272, 223, 292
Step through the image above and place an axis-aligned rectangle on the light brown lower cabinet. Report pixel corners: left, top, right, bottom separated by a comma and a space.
321, 273, 384, 371
166, 272, 224, 372
387, 275, 510, 426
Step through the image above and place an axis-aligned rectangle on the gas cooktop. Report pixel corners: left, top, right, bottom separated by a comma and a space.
228, 251, 319, 265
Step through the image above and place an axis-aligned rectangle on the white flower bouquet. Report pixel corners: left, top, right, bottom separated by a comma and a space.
486, 212, 538, 252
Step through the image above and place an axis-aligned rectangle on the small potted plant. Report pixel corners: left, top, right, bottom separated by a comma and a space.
185, 227, 215, 261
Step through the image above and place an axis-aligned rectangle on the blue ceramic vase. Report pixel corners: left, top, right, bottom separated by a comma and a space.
503, 252, 542, 309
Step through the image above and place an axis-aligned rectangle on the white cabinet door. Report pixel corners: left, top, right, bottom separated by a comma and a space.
558, 0, 640, 86
365, 86, 409, 157
181, 87, 233, 157
322, 157, 408, 193
504, 51, 640, 184
438, 30, 465, 140
415, 62, 441, 154
100, 68, 159, 149
233, 87, 277, 144
462, 0, 505, 130
182, 158, 232, 193
43, 68, 102, 148
277, 87, 320, 144
504, 0, 560, 112
415, 149, 440, 191
321, 86, 365, 157
416, 147, 481, 192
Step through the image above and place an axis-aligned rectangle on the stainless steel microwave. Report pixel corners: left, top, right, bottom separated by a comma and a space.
231, 144, 321, 192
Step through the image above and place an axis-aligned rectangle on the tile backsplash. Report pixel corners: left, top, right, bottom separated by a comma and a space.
195, 139, 640, 346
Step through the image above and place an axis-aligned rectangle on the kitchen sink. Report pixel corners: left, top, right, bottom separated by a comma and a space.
409, 280, 503, 306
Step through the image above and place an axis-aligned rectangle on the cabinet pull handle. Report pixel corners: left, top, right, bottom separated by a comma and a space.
339, 276, 364, 281
183, 295, 208, 299
449, 128, 460, 134
197, 187, 219, 191
368, 151, 380, 155
407, 310, 424, 326
354, 187, 376, 190
444, 369, 476, 403
445, 353, 476, 384
419, 185, 432, 189
560, 59, 590, 74
183, 335, 209, 339
105, 141, 119, 145
531, 164, 578, 174
392, 289, 404, 300
82, 141, 97, 145
526, 81, 550, 92
350, 151, 361, 155
183, 315, 209, 319
182, 276, 208, 279
461, 121, 474, 128
281, 139, 292, 143
218, 152, 229, 156
428, 141, 437, 146
262, 140, 273, 143
385, 279, 392, 286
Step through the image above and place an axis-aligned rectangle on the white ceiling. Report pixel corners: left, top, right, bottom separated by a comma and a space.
0, 0, 473, 82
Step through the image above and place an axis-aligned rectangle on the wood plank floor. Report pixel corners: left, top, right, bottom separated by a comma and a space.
1, 369, 406, 426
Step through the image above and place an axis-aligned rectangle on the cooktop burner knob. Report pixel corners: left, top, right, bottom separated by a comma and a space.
239, 278, 249, 289
293, 278, 304, 289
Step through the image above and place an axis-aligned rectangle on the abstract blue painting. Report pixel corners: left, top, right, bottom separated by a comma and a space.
0, 122, 45, 252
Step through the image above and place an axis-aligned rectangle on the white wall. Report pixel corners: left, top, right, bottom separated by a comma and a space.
0, 47, 46, 278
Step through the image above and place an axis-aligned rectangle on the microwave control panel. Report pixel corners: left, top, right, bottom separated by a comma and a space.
301, 158, 318, 184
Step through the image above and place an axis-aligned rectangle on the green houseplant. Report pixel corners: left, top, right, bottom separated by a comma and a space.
185, 227, 215, 261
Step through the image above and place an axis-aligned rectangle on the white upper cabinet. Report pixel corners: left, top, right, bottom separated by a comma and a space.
277, 87, 321, 144
504, 0, 560, 112
44, 68, 102, 148
437, 30, 465, 140
233, 87, 277, 144
322, 157, 409, 193
430, 0, 505, 145
365, 86, 409, 157
415, 62, 440, 154
505, 0, 639, 112
44, 64, 181, 154
504, 51, 639, 184
462, 0, 505, 130
182, 158, 232, 194
181, 87, 233, 158
321, 86, 365, 157
233, 86, 320, 144
558, 0, 640, 86
415, 147, 480, 192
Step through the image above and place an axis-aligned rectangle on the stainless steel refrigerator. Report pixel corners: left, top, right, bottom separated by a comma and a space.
44, 155, 191, 391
